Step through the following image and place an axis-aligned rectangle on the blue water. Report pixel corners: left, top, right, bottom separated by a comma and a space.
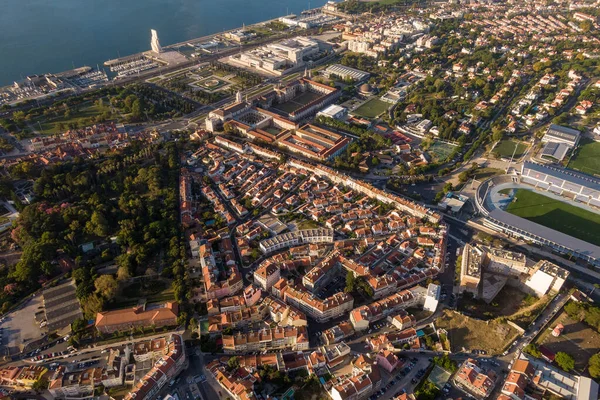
0, 0, 327, 86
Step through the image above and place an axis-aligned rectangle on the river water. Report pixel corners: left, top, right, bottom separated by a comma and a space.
0, 0, 327, 86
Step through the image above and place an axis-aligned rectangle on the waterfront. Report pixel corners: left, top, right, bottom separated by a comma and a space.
0, 0, 328, 86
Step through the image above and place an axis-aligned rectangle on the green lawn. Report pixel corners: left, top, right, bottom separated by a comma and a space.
32, 102, 113, 134
494, 139, 528, 159
568, 138, 600, 176
505, 189, 600, 246
352, 98, 390, 119
472, 167, 504, 180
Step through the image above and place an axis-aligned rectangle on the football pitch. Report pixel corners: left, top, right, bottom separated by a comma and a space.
494, 139, 528, 159
505, 189, 600, 246
352, 98, 390, 118
568, 138, 600, 176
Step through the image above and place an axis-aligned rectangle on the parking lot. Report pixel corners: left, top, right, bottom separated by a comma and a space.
378, 357, 431, 400
317, 274, 346, 299
0, 295, 46, 356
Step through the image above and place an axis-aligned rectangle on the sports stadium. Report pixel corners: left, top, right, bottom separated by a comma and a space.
475, 161, 600, 268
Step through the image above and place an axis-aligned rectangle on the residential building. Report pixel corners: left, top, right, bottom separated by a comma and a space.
453, 359, 497, 399
125, 334, 188, 400
253, 263, 281, 291
222, 326, 309, 353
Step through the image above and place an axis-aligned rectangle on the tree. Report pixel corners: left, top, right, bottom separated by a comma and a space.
523, 344, 542, 358
117, 265, 132, 281
555, 352, 575, 372
94, 275, 118, 299
131, 99, 144, 121
345, 271, 356, 293
588, 353, 600, 378
71, 318, 87, 333
12, 111, 26, 123
81, 293, 105, 319
32, 377, 49, 391
86, 211, 110, 237
433, 354, 458, 373
227, 356, 240, 371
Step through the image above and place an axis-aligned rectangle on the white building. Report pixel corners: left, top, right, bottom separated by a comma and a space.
317, 104, 348, 121
542, 124, 581, 149
324, 64, 370, 82
232, 36, 321, 74
423, 283, 440, 312
259, 229, 334, 254
524, 260, 569, 297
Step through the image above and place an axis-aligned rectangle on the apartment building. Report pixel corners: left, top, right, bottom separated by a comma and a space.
48, 367, 103, 399
222, 326, 309, 353
460, 244, 483, 296
453, 359, 497, 399
253, 263, 281, 291
349, 289, 420, 331
125, 335, 188, 400
277, 280, 354, 322
322, 321, 355, 345
259, 228, 334, 254
330, 355, 382, 400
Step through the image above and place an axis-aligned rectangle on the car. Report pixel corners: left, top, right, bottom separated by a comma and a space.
411, 378, 418, 384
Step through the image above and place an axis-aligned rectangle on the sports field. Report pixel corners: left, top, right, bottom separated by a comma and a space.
352, 98, 390, 119
429, 366, 451, 389
505, 189, 600, 246
568, 138, 600, 176
428, 141, 456, 161
494, 139, 528, 159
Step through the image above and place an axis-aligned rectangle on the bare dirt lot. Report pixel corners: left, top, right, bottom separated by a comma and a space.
535, 312, 600, 371
436, 310, 519, 355
459, 285, 552, 329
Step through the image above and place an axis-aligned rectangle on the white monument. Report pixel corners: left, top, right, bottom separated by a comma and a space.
151, 29, 162, 54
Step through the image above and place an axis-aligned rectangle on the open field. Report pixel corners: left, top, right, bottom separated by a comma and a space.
435, 310, 519, 355
568, 138, 600, 176
535, 310, 600, 371
33, 102, 113, 135
352, 98, 390, 119
472, 167, 505, 181
494, 139, 528, 159
504, 188, 600, 246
